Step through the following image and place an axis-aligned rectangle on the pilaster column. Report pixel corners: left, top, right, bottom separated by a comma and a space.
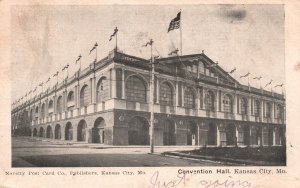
273, 127, 276, 146
247, 96, 251, 115
122, 68, 126, 99
92, 76, 96, 104
197, 88, 200, 109
111, 68, 116, 98
270, 102, 274, 121
235, 125, 239, 146
197, 124, 200, 145
233, 94, 237, 114
260, 100, 264, 120
156, 77, 159, 103
60, 126, 65, 141
217, 125, 220, 146
175, 81, 178, 106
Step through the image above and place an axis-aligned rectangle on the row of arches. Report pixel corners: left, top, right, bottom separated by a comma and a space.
32, 118, 106, 143
31, 115, 284, 146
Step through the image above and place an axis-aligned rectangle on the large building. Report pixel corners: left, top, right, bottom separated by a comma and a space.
11, 49, 286, 146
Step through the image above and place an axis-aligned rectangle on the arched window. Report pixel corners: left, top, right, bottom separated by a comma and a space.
198, 61, 205, 74
80, 85, 90, 107
205, 91, 214, 111
30, 109, 33, 119
57, 96, 63, 113
265, 102, 271, 118
254, 100, 260, 116
41, 103, 45, 118
96, 78, 108, 103
126, 76, 147, 102
48, 100, 53, 109
35, 106, 39, 114
240, 97, 248, 115
67, 91, 74, 102
223, 94, 233, 113
159, 82, 173, 105
184, 87, 195, 108
276, 104, 283, 119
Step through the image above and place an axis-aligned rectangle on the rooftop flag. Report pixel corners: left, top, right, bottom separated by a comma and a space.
142, 39, 153, 47
228, 67, 236, 74
46, 77, 51, 83
89, 42, 98, 54
275, 83, 284, 87
109, 27, 118, 41
75, 55, 82, 64
253, 76, 262, 80
53, 71, 59, 77
265, 80, 273, 87
168, 11, 181, 32
240, 72, 250, 78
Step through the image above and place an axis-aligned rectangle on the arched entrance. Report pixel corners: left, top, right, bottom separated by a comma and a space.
55, 124, 61, 139
163, 120, 175, 145
226, 124, 236, 145
208, 123, 217, 145
33, 128, 37, 137
268, 125, 274, 146
77, 120, 87, 141
39, 127, 44, 137
187, 121, 198, 145
65, 122, 73, 140
243, 125, 250, 146
93, 117, 106, 143
46, 125, 53, 139
128, 116, 149, 145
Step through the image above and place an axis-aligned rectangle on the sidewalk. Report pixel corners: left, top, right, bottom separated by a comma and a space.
162, 151, 285, 166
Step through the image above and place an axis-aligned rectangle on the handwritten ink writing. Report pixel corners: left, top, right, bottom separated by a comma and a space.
149, 171, 187, 188
199, 176, 251, 188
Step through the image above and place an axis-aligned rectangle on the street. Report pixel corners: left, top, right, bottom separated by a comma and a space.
12, 137, 232, 167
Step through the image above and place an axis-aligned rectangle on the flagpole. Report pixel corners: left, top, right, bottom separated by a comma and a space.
149, 39, 155, 154
116, 30, 118, 52
180, 10, 182, 56
248, 76, 250, 86
96, 46, 97, 62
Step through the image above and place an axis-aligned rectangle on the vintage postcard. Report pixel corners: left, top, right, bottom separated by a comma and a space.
0, 0, 299, 187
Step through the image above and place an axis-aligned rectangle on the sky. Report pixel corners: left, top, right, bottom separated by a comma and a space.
11, 4, 285, 103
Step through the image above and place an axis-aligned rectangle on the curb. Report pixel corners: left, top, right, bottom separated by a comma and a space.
162, 152, 284, 166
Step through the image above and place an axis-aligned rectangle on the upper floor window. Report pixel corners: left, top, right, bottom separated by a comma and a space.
41, 103, 45, 118
126, 76, 147, 102
57, 96, 63, 113
205, 91, 214, 111
97, 78, 109, 103
192, 64, 198, 73
198, 61, 205, 74
80, 85, 90, 107
35, 106, 39, 115
240, 97, 248, 115
67, 91, 74, 102
48, 100, 53, 109
276, 104, 283, 119
223, 94, 233, 113
254, 99, 260, 116
159, 82, 173, 105
265, 102, 271, 118
184, 87, 195, 108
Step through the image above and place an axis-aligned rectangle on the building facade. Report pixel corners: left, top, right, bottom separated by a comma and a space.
11, 50, 286, 146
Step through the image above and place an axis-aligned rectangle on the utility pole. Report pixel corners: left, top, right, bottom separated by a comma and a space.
148, 39, 155, 153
